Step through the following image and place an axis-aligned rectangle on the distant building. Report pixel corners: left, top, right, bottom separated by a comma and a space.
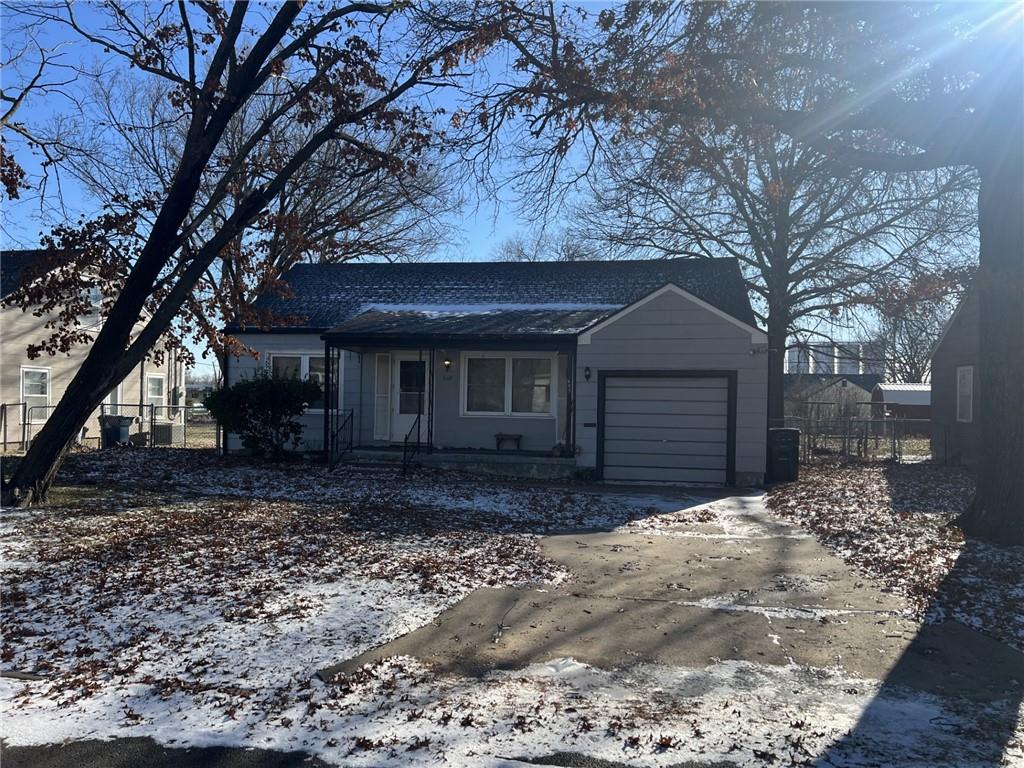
786, 347, 811, 374
784, 373, 883, 421
1, 249, 185, 449
787, 341, 885, 377
871, 383, 931, 420
931, 287, 979, 466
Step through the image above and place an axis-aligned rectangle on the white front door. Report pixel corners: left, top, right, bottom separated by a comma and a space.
391, 354, 428, 443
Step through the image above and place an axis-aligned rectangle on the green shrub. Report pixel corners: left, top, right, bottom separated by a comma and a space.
204, 371, 322, 459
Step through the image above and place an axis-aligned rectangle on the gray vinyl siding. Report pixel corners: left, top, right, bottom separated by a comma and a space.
0, 303, 184, 448
576, 289, 768, 485
353, 349, 569, 452
931, 289, 979, 467
227, 332, 334, 452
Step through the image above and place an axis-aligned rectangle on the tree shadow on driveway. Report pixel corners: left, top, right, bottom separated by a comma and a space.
0, 737, 333, 768
811, 507, 1024, 765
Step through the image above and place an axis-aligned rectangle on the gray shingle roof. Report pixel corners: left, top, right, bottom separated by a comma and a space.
1, 249, 46, 300
228, 258, 757, 336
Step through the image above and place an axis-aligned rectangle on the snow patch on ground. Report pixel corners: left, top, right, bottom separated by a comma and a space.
4, 655, 1019, 767
2, 451, 1020, 766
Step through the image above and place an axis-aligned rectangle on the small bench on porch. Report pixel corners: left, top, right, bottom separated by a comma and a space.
495, 432, 522, 451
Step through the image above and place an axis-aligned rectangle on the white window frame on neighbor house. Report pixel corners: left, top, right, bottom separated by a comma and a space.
21, 366, 50, 423
267, 351, 330, 412
459, 351, 557, 419
103, 382, 122, 416
145, 373, 167, 419
956, 365, 974, 423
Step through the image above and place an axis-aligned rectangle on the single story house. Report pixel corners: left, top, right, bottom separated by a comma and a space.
1, 249, 185, 449
784, 373, 883, 422
871, 383, 931, 420
224, 258, 769, 486
931, 287, 979, 466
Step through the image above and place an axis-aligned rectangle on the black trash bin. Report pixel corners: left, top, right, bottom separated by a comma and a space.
768, 428, 800, 483
100, 415, 136, 448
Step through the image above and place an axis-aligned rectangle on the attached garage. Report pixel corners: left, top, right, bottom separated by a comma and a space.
576, 281, 767, 487
597, 372, 736, 485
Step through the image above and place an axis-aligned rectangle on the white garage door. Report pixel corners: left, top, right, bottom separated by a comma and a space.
601, 376, 730, 484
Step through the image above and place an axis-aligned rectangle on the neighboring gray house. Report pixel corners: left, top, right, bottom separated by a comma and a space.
1, 249, 185, 449
932, 287, 979, 466
225, 259, 769, 486
784, 373, 883, 421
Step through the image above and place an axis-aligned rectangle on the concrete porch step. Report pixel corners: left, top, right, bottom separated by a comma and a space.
338, 447, 577, 480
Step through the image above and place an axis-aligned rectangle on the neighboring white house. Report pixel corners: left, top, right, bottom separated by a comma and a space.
224, 258, 769, 486
1, 249, 185, 449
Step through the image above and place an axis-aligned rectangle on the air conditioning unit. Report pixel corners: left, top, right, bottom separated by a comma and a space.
152, 422, 185, 446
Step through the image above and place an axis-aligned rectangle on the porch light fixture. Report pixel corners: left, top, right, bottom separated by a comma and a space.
584, 366, 591, 381
443, 357, 452, 371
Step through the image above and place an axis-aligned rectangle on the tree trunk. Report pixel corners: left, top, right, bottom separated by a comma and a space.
960, 147, 1024, 544
766, 306, 788, 429
2, 338, 141, 506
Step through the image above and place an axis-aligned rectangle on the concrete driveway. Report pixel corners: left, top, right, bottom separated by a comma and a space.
322, 492, 1022, 702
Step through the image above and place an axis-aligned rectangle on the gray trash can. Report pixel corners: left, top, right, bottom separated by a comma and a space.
100, 415, 136, 448
768, 428, 800, 483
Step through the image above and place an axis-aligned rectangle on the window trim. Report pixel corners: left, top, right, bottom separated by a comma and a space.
956, 365, 974, 423
145, 373, 167, 420
459, 351, 557, 419
266, 351, 332, 413
103, 382, 122, 416
21, 366, 50, 423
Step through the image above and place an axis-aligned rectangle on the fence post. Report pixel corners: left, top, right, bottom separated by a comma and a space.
21, 403, 27, 451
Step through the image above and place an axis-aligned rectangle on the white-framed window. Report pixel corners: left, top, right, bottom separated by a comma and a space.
103, 383, 122, 416
268, 352, 326, 410
21, 367, 50, 422
145, 374, 166, 418
956, 365, 974, 423
460, 352, 556, 418
82, 285, 103, 327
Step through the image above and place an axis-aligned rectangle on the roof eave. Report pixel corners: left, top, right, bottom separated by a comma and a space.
320, 331, 578, 351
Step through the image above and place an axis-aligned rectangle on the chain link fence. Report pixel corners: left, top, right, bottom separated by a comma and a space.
1, 402, 221, 453
774, 416, 932, 464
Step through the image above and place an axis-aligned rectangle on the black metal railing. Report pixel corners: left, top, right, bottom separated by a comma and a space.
402, 413, 422, 474
329, 408, 355, 469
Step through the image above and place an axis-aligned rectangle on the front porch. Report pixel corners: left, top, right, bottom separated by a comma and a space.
322, 321, 585, 472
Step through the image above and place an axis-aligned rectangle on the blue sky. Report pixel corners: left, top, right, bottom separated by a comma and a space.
0, 3, 565, 262
0, 4, 578, 376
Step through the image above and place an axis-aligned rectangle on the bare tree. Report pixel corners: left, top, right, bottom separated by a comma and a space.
62, 73, 458, 360
492, 227, 592, 262
478, 1, 1022, 542
572, 126, 976, 422
1, 0, 516, 506
863, 266, 974, 384
0, 9, 80, 207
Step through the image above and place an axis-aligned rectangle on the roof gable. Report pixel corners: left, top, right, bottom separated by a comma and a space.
577, 282, 766, 344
